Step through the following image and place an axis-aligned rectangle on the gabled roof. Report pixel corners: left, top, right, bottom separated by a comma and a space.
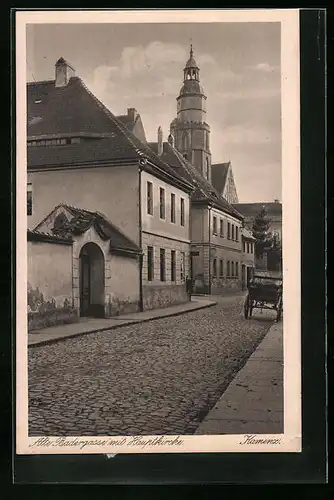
116, 114, 134, 128
148, 141, 243, 220
27, 77, 193, 193
241, 227, 256, 241
233, 202, 282, 217
27, 229, 73, 245
34, 203, 142, 257
211, 162, 230, 194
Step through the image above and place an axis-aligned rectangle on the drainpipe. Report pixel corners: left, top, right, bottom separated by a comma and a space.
138, 159, 145, 312
208, 205, 212, 295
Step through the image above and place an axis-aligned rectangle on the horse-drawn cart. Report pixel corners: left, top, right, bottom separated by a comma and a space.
244, 270, 283, 322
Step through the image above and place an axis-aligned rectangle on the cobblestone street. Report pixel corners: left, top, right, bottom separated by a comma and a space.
28, 294, 275, 436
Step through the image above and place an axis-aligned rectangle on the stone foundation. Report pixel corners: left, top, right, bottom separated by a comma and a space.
143, 284, 188, 310
28, 307, 78, 331
105, 297, 140, 317
194, 278, 242, 295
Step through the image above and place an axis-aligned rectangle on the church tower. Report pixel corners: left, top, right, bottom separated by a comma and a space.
170, 45, 211, 181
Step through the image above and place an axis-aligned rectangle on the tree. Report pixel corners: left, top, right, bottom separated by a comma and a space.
267, 232, 282, 271
252, 207, 272, 258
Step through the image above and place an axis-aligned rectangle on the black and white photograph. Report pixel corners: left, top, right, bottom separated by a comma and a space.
16, 9, 301, 455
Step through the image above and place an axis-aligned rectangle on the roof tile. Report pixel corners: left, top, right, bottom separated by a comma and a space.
148, 141, 243, 220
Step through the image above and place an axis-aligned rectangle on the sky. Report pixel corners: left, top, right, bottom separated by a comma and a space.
26, 22, 281, 202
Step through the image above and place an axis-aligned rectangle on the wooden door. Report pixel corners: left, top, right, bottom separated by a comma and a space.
80, 253, 91, 316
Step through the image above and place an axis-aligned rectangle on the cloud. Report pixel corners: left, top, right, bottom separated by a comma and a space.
81, 40, 281, 203
222, 124, 279, 146
119, 41, 188, 78
251, 62, 279, 73
215, 86, 280, 101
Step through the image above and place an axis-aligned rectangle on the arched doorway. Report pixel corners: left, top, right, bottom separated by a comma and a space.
79, 242, 105, 318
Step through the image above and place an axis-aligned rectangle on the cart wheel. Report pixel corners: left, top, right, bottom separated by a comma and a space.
276, 297, 283, 322
244, 294, 250, 319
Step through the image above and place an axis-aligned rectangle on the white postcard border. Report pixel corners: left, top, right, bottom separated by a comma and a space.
16, 8, 301, 455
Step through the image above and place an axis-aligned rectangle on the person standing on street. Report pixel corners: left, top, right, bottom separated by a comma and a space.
186, 276, 193, 301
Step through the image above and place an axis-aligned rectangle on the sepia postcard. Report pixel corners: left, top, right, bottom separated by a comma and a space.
16, 8, 301, 456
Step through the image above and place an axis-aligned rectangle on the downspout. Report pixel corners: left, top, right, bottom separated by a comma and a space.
208, 204, 212, 295
138, 159, 145, 312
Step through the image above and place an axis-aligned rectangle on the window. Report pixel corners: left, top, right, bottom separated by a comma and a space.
147, 181, 153, 215
220, 219, 224, 237
171, 250, 176, 281
231, 224, 235, 240
212, 258, 217, 278
227, 260, 230, 277
27, 183, 32, 215
243, 241, 246, 253
231, 261, 234, 277
147, 246, 154, 281
206, 131, 210, 151
171, 193, 176, 223
247, 242, 249, 253
227, 222, 231, 239
236, 226, 239, 241
213, 216, 217, 235
180, 251, 186, 281
180, 198, 185, 226
159, 187, 165, 219
236, 262, 239, 278
205, 157, 210, 179
160, 249, 166, 281
219, 259, 224, 278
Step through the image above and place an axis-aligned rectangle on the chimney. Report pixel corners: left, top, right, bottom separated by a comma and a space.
127, 108, 137, 122
157, 126, 163, 156
168, 133, 175, 148
55, 57, 75, 87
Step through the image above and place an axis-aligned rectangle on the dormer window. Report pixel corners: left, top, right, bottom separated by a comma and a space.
27, 137, 81, 146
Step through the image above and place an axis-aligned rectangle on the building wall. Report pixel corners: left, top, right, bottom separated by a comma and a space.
210, 245, 242, 294
28, 240, 73, 307
72, 226, 140, 317
142, 232, 190, 310
141, 170, 190, 242
28, 164, 140, 244
27, 239, 77, 330
191, 205, 243, 294
190, 206, 207, 243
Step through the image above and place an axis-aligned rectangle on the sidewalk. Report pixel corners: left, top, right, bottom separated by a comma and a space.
195, 321, 283, 435
28, 296, 216, 348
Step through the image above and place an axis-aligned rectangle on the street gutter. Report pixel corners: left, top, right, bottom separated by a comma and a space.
29, 300, 217, 348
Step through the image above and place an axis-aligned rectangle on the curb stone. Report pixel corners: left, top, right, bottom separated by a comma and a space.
28, 300, 217, 348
